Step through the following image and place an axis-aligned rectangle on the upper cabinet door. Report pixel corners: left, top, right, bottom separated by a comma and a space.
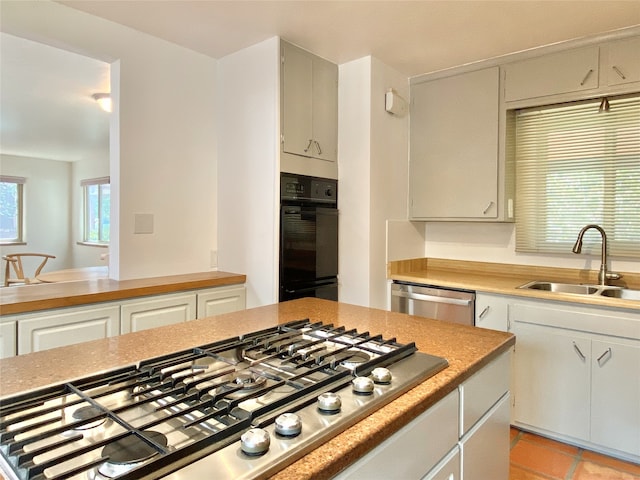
605, 37, 640, 87
282, 43, 314, 158
281, 41, 338, 163
504, 46, 599, 102
409, 67, 500, 220
311, 55, 338, 162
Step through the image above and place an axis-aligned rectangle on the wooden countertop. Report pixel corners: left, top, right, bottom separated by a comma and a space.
389, 258, 640, 311
0, 271, 246, 316
0, 298, 514, 479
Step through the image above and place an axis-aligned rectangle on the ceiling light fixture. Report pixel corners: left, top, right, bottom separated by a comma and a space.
92, 93, 112, 113
598, 96, 610, 113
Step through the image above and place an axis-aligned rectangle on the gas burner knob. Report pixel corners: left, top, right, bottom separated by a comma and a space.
371, 367, 392, 384
240, 428, 270, 456
275, 413, 302, 437
352, 376, 374, 394
317, 392, 342, 413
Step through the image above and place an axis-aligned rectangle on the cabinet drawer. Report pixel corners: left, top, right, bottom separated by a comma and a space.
460, 351, 510, 435
121, 293, 196, 334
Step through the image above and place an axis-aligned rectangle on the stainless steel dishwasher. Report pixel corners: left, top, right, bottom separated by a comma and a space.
391, 282, 475, 326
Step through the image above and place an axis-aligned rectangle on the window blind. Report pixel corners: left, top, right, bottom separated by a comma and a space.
515, 94, 640, 258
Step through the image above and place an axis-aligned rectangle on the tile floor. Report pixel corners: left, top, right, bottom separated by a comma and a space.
510, 427, 640, 480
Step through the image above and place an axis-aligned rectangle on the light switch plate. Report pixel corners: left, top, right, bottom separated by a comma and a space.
134, 213, 154, 234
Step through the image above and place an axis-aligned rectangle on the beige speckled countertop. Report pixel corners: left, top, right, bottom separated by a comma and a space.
389, 258, 640, 311
0, 271, 246, 315
0, 298, 514, 479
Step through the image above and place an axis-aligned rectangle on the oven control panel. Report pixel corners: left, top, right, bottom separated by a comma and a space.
281, 173, 337, 205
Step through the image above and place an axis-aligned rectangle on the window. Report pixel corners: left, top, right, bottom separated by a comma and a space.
82, 177, 110, 244
0, 176, 25, 244
515, 94, 640, 257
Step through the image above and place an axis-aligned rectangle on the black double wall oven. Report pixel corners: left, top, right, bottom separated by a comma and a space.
279, 173, 338, 302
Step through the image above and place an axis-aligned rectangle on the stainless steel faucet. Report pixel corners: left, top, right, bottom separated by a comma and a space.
572, 224, 622, 286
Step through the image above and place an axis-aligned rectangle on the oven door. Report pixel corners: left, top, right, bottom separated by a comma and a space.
280, 206, 338, 296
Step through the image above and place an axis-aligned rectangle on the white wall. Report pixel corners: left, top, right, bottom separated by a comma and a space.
338, 57, 409, 309
1, 1, 218, 280
423, 222, 640, 274
0, 154, 71, 281
217, 37, 280, 308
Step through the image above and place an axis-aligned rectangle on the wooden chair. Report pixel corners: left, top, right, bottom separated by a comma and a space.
3, 253, 56, 286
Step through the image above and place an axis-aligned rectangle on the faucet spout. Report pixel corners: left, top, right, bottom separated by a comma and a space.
572, 224, 622, 286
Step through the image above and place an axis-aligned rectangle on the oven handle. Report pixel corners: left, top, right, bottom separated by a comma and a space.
391, 290, 472, 306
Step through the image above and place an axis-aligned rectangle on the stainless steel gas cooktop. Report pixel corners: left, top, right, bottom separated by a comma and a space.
0, 319, 448, 480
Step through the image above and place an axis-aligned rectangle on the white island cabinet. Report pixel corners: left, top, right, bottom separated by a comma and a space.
0, 318, 17, 358
335, 352, 511, 480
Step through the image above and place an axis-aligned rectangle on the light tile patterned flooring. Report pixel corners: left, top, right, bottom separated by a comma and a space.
510, 427, 640, 480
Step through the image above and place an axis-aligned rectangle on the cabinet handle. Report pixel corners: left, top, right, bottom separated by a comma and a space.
580, 69, 594, 86
314, 140, 322, 155
572, 341, 586, 361
596, 347, 612, 367
303, 139, 313, 153
482, 201, 494, 215
478, 306, 490, 319
612, 65, 626, 80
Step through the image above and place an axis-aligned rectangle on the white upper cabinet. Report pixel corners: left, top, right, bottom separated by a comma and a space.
604, 36, 640, 87
409, 67, 502, 220
281, 41, 338, 163
504, 46, 599, 102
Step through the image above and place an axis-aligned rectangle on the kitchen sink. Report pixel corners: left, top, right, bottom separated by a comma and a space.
598, 288, 640, 301
518, 281, 599, 295
518, 281, 640, 301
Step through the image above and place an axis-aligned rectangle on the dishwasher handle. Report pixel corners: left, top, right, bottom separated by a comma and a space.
391, 289, 472, 307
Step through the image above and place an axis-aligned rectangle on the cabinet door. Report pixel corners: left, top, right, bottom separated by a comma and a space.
605, 37, 640, 86
121, 293, 196, 334
504, 46, 599, 101
591, 339, 640, 456
196, 285, 246, 318
333, 390, 459, 479
512, 322, 591, 440
421, 446, 460, 480
311, 55, 338, 162
461, 393, 510, 480
409, 67, 499, 219
475, 293, 510, 331
18, 305, 120, 354
0, 320, 16, 358
282, 42, 314, 158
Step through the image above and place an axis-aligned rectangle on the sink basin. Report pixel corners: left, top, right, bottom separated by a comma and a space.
598, 288, 640, 301
518, 281, 599, 295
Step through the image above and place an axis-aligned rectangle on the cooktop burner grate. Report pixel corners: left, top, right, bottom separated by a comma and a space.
0, 319, 448, 480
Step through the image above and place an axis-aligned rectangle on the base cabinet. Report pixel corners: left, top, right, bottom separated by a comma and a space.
510, 299, 640, 460
121, 293, 197, 334
196, 285, 246, 318
17, 304, 120, 354
0, 319, 16, 358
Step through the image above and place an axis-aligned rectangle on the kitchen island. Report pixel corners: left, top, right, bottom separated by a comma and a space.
0, 298, 514, 479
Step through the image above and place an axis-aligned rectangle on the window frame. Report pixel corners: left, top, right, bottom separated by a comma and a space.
0, 175, 26, 245
81, 176, 110, 246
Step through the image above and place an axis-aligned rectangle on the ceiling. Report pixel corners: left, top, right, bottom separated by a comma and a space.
0, 32, 110, 162
2, 1, 639, 163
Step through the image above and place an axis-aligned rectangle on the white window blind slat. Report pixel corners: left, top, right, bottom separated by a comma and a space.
515, 94, 640, 258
